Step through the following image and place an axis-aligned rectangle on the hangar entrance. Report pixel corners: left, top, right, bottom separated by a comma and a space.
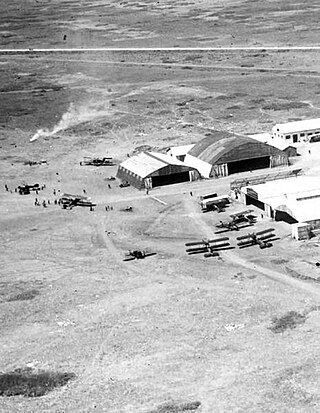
245, 195, 265, 210
228, 156, 270, 175
151, 171, 190, 187
275, 210, 298, 224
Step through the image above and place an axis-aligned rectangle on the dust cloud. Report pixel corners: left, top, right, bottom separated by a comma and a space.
30, 102, 110, 142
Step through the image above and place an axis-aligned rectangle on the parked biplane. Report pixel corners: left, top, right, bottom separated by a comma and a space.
18, 183, 41, 195
59, 193, 96, 209
185, 237, 231, 258
215, 220, 240, 233
120, 206, 133, 212
200, 195, 230, 213
237, 228, 276, 249
215, 210, 257, 234
80, 157, 114, 166
123, 250, 156, 261
229, 209, 256, 225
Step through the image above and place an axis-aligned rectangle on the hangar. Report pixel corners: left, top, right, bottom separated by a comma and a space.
116, 151, 200, 190
184, 131, 289, 178
241, 176, 320, 229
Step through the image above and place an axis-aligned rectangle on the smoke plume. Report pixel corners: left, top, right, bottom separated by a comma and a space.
30, 102, 110, 142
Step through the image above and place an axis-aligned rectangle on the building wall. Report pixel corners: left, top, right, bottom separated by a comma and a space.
305, 219, 320, 230
270, 154, 289, 167
116, 166, 145, 189
272, 125, 320, 143
211, 163, 228, 177
184, 154, 212, 178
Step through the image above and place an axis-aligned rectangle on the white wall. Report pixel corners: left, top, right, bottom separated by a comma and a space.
183, 154, 212, 178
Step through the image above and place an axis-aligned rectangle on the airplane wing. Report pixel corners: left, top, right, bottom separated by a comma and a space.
256, 228, 275, 236
259, 234, 277, 241
236, 234, 253, 241
186, 247, 207, 254
144, 252, 157, 258
208, 237, 229, 243
238, 242, 255, 249
230, 209, 253, 218
185, 241, 206, 247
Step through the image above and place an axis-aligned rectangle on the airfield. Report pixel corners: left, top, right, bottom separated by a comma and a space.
2, 0, 320, 412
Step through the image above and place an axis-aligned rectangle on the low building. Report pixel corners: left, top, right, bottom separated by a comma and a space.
184, 131, 289, 178
248, 133, 298, 157
116, 151, 200, 190
241, 176, 320, 229
272, 118, 320, 144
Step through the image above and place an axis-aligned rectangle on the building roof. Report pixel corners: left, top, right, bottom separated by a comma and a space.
248, 133, 297, 151
188, 130, 285, 165
242, 177, 320, 222
119, 151, 193, 179
167, 144, 195, 157
272, 118, 320, 134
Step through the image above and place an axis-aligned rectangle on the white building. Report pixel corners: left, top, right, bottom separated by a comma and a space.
241, 176, 320, 229
272, 118, 320, 144
166, 144, 195, 162
248, 133, 297, 157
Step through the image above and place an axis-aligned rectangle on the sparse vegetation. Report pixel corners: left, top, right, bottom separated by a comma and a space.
0, 368, 76, 397
269, 311, 306, 334
149, 401, 201, 413
8, 289, 39, 301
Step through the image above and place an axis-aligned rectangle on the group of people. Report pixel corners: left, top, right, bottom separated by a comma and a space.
34, 198, 60, 207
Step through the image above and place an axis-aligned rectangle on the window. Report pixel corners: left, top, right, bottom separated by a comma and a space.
300, 133, 305, 137
285, 135, 291, 139
308, 132, 313, 136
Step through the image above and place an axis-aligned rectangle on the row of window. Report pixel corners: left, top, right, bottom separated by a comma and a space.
273, 130, 320, 140
283, 131, 320, 139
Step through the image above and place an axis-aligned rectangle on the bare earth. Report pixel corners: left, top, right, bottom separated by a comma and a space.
1, 1, 320, 412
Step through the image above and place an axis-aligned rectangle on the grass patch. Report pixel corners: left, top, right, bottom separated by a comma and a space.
269, 311, 306, 334
149, 401, 201, 413
0, 368, 76, 397
262, 101, 308, 111
8, 289, 39, 301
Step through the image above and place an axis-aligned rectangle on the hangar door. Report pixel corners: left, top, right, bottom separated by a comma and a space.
151, 171, 190, 187
227, 156, 270, 175
245, 188, 265, 210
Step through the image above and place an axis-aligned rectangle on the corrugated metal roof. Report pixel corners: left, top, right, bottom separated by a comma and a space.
119, 151, 193, 179
188, 131, 284, 164
273, 118, 320, 134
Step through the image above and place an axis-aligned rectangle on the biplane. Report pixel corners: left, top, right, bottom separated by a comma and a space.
200, 195, 230, 213
229, 209, 256, 225
215, 220, 240, 233
18, 183, 41, 195
59, 193, 96, 209
80, 157, 114, 166
237, 228, 276, 249
215, 210, 257, 234
120, 206, 133, 212
123, 250, 156, 261
185, 237, 231, 258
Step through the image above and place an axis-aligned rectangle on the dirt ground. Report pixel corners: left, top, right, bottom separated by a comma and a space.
2, 1, 320, 412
